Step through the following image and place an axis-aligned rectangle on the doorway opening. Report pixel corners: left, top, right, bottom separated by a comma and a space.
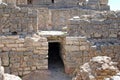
11, 31, 17, 35
52, 0, 54, 3
27, 0, 32, 4
48, 42, 64, 70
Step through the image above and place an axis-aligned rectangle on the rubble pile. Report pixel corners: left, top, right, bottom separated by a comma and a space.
0, 59, 22, 80
73, 56, 120, 80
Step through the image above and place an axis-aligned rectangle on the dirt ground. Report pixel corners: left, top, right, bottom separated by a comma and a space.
22, 60, 72, 80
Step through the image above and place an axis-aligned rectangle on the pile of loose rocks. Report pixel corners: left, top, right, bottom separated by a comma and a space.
72, 56, 120, 80
0, 59, 22, 80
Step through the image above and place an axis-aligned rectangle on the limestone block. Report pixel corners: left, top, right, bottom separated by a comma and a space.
6, 36, 19, 40
23, 67, 30, 71
109, 34, 117, 38
11, 48, 17, 51
6, 44, 18, 48
12, 63, 20, 68
5, 0, 16, 5
1, 40, 15, 44
79, 41, 88, 45
41, 42, 48, 47
0, 52, 9, 66
0, 2, 7, 8
34, 50, 48, 54
18, 71, 23, 76
94, 33, 101, 38
66, 40, 79, 45
2, 47, 11, 51
4, 67, 10, 74
32, 42, 41, 47
36, 66, 48, 70
66, 37, 81, 45
31, 66, 36, 70
22, 71, 31, 75
100, 4, 110, 10
2, 29, 9, 33
66, 37, 79, 42
39, 54, 48, 59
35, 46, 48, 50
16, 48, 27, 52
65, 45, 79, 52
0, 44, 4, 48
78, 36, 87, 42
20, 62, 27, 67
23, 52, 33, 56
80, 46, 87, 51
70, 52, 83, 58
18, 44, 24, 47
3, 13, 10, 17
100, 0, 108, 5
23, 56, 29, 61
65, 41, 74, 45
2, 57, 9, 66
10, 57, 20, 63
16, 0, 27, 5
36, 60, 48, 66
10, 72, 19, 76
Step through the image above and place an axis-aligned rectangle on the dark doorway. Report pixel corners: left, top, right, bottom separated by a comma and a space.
11, 31, 17, 35
48, 42, 64, 69
28, 0, 32, 4
52, 0, 54, 3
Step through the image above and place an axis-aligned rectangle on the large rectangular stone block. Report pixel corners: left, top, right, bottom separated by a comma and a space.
65, 45, 79, 52
6, 44, 18, 48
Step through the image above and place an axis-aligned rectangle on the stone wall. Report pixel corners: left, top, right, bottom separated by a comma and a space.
2, 0, 16, 5
64, 37, 91, 74
37, 8, 95, 31
7, 7, 112, 33
68, 11, 120, 39
37, 8, 50, 30
15, 0, 110, 11
0, 35, 48, 76
0, 4, 38, 35
89, 39, 120, 70
32, 0, 52, 5
0, 59, 22, 80
37, 8, 118, 32
16, 0, 53, 5
53, 0, 79, 7
64, 37, 120, 75
16, 0, 27, 5
86, 0, 110, 10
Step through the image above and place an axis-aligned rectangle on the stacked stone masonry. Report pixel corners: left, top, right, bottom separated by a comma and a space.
0, 35, 48, 76
68, 11, 120, 39
0, 3, 38, 35
15, 0, 109, 10
64, 37, 120, 75
0, 0, 120, 79
64, 37, 91, 74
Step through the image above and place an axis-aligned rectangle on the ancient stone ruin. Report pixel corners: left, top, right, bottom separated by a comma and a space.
0, 58, 22, 80
0, 0, 120, 80
72, 56, 120, 80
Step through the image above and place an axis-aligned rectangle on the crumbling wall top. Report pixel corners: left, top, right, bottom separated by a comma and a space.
2, 0, 16, 5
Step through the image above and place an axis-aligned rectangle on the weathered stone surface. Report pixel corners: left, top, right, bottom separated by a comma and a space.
73, 56, 120, 80
0, 4, 37, 35
0, 0, 120, 79
0, 58, 22, 80
0, 35, 48, 76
